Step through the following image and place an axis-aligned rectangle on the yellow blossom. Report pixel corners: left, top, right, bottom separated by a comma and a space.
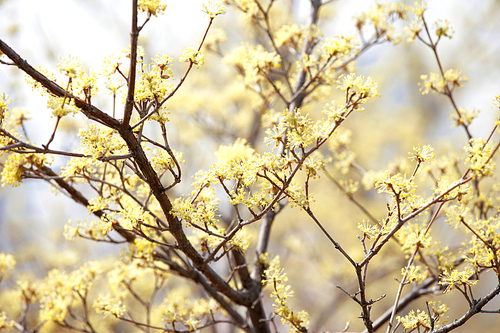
0, 252, 15, 279
434, 19, 454, 39
409, 144, 435, 163
138, 0, 166, 16
180, 47, 204, 67
439, 267, 477, 293
57, 55, 82, 78
202, 1, 226, 19
465, 138, 495, 179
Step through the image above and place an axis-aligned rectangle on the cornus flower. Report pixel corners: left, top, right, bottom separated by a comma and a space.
0, 252, 15, 278
0, 93, 11, 124
420, 69, 467, 95
202, 1, 226, 19
397, 309, 431, 330
262, 255, 310, 332
435, 19, 454, 39
439, 267, 478, 293
57, 55, 82, 78
337, 73, 379, 110
138, 0, 166, 16
224, 43, 281, 85
450, 107, 479, 127
47, 96, 79, 118
465, 138, 495, 179
409, 144, 435, 162
180, 47, 204, 67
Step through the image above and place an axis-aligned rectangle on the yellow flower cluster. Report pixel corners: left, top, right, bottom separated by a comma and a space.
275, 24, 323, 49
57, 56, 98, 98
64, 218, 112, 241
397, 309, 430, 330
1, 152, 53, 187
173, 187, 221, 228
0, 93, 11, 126
78, 124, 128, 160
93, 295, 127, 318
180, 47, 204, 67
0, 311, 14, 330
225, 43, 281, 85
434, 19, 454, 39
160, 285, 221, 330
355, 2, 409, 44
262, 255, 309, 332
150, 148, 183, 174
138, 0, 166, 17
439, 267, 477, 293
135, 54, 174, 102
47, 95, 79, 118
397, 301, 449, 330
401, 265, 428, 284
38, 262, 101, 322
202, 1, 226, 19
409, 144, 435, 163
465, 138, 495, 179
419, 69, 467, 95
231, 0, 260, 21
0, 252, 15, 279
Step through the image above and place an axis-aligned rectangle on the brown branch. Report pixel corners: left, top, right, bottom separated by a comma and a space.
431, 283, 500, 333
0, 39, 121, 129
122, 0, 139, 126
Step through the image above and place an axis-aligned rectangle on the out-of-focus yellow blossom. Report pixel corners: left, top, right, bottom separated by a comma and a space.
0, 312, 14, 330
321, 35, 358, 58
38, 262, 101, 322
204, 28, 227, 51
225, 43, 281, 85
275, 24, 323, 49
355, 2, 409, 44
64, 218, 113, 241
450, 107, 479, 128
6, 107, 30, 128
231, 0, 260, 21
0, 252, 15, 279
160, 285, 221, 329
0, 93, 11, 126
420, 69, 467, 95
94, 294, 126, 318
434, 19, 454, 39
